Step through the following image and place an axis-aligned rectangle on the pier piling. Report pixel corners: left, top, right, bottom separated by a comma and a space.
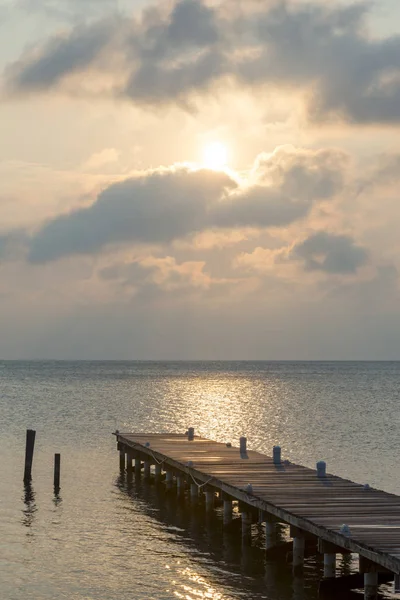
53, 453, 61, 489
23, 429, 36, 482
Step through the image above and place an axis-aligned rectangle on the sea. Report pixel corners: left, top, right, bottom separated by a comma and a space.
0, 360, 399, 600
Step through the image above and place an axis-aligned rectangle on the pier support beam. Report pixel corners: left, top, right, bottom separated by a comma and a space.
190, 483, 198, 501
324, 553, 336, 578
241, 511, 252, 545
134, 456, 141, 476
166, 470, 173, 490
265, 520, 277, 550
292, 536, 305, 576
154, 463, 162, 482
144, 460, 151, 479
364, 572, 378, 600
223, 499, 232, 525
205, 490, 214, 512
126, 453, 133, 476
119, 448, 125, 471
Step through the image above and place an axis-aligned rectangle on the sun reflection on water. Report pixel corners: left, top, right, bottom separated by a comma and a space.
173, 567, 228, 600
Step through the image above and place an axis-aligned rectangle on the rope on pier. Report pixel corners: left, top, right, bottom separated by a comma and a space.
189, 473, 215, 489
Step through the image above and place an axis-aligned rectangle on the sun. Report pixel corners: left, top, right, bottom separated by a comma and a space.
202, 141, 228, 170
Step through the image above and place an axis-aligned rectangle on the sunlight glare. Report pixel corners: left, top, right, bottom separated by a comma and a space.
202, 142, 228, 170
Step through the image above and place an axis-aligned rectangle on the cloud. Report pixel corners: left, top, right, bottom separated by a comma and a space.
27, 146, 345, 263
4, 0, 400, 123
292, 231, 369, 274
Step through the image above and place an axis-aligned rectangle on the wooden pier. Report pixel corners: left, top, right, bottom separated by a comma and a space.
115, 431, 400, 599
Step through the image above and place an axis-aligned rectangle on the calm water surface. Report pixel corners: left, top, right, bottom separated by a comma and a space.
0, 361, 399, 600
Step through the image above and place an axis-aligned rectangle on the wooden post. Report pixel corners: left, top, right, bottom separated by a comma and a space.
166, 470, 173, 489
134, 456, 141, 476
240, 436, 247, 455
190, 483, 198, 501
293, 536, 305, 576
144, 460, 151, 479
324, 553, 336, 578
23, 429, 36, 482
223, 499, 232, 525
364, 572, 378, 600
119, 448, 125, 471
265, 520, 276, 550
188, 427, 194, 441
241, 510, 252, 544
176, 476, 184, 494
155, 463, 162, 482
317, 461, 327, 477
394, 574, 400, 594
53, 454, 61, 489
126, 453, 133, 476
205, 490, 214, 512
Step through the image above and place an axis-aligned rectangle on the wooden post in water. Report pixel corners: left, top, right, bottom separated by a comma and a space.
190, 483, 198, 501
293, 537, 305, 575
176, 476, 184, 494
155, 463, 162, 482
134, 456, 141, 476
205, 489, 214, 512
324, 553, 336, 578
166, 470, 173, 490
23, 429, 36, 482
364, 572, 378, 600
53, 453, 61, 489
223, 499, 232, 525
126, 452, 133, 476
119, 447, 125, 471
241, 509, 252, 544
265, 519, 276, 550
144, 460, 151, 479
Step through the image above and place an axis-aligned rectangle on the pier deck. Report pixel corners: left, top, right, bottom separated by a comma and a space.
116, 432, 400, 582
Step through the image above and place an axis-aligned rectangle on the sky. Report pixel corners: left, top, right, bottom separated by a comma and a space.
1, 0, 400, 360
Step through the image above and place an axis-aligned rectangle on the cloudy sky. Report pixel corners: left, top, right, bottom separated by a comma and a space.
1, 0, 400, 359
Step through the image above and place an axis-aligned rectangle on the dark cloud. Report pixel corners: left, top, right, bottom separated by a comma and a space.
4, 0, 400, 123
27, 147, 344, 263
292, 231, 369, 274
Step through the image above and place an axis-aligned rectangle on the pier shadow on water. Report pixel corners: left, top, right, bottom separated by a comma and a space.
114, 473, 327, 600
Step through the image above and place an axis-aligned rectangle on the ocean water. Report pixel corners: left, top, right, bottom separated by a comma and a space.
0, 361, 399, 600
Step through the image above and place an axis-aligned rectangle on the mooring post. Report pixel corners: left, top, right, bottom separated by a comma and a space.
134, 456, 141, 476
240, 436, 247, 456
144, 460, 151, 479
223, 499, 232, 525
317, 461, 327, 477
155, 463, 162, 482
23, 429, 36, 482
53, 454, 61, 489
324, 553, 336, 578
241, 510, 252, 544
364, 572, 378, 600
293, 536, 305, 576
205, 489, 214, 512
273, 445, 281, 465
119, 447, 125, 471
188, 427, 195, 441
